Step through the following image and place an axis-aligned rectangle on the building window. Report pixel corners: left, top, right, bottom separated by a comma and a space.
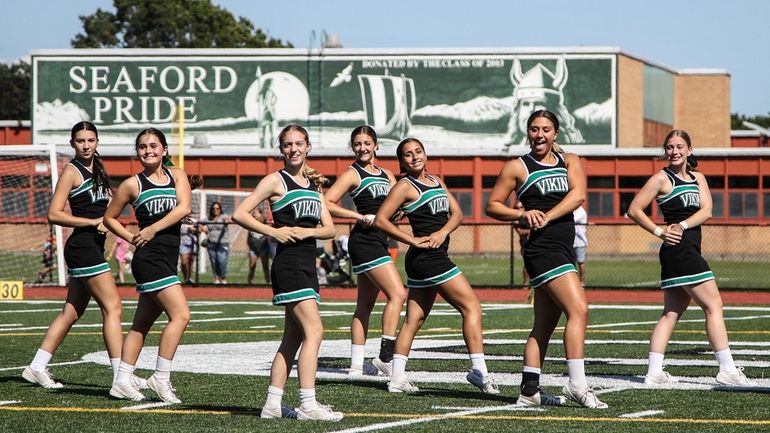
33, 192, 50, 217
445, 176, 473, 188
711, 191, 724, 218
588, 176, 615, 188
728, 176, 758, 189
618, 176, 648, 189
1, 175, 29, 188
620, 192, 651, 216
482, 176, 498, 188
239, 176, 262, 189
588, 191, 613, 217
706, 176, 725, 189
728, 192, 758, 218
2, 191, 28, 216
452, 191, 473, 218
203, 176, 237, 189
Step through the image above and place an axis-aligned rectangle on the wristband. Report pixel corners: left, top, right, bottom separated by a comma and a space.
653, 227, 663, 237
679, 221, 689, 230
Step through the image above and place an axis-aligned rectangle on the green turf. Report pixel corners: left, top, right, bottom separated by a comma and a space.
1, 298, 769, 432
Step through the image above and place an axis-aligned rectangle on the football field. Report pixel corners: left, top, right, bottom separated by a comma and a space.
2, 297, 770, 432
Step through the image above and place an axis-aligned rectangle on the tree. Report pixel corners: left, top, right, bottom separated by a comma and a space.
0, 61, 30, 120
731, 113, 770, 130
71, 0, 292, 49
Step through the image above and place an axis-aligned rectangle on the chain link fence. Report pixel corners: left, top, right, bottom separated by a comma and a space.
12, 221, 769, 290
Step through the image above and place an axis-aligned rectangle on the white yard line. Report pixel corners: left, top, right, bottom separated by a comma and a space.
0, 401, 21, 406
328, 404, 518, 433
620, 410, 665, 418
0, 359, 88, 372
122, 401, 176, 411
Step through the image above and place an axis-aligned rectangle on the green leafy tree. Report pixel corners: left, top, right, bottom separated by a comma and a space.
71, 0, 292, 48
0, 61, 30, 120
731, 113, 770, 130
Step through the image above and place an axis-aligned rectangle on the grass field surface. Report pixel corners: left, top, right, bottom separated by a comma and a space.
1, 297, 769, 432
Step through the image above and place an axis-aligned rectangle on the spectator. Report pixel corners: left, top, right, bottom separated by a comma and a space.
107, 236, 131, 284
179, 219, 198, 284
247, 206, 276, 285
35, 233, 57, 284
200, 201, 231, 284
573, 205, 588, 286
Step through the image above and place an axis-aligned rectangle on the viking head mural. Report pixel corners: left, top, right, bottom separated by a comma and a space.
506, 57, 584, 147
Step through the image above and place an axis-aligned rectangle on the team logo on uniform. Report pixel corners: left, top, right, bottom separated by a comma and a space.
292, 199, 321, 220
367, 183, 390, 198
535, 176, 569, 195
88, 188, 110, 204
680, 192, 700, 208
428, 196, 449, 215
144, 197, 176, 216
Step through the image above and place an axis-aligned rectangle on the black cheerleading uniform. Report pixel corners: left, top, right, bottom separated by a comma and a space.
64, 159, 111, 278
516, 152, 577, 288
655, 168, 714, 289
130, 168, 181, 293
347, 162, 393, 274
401, 175, 461, 289
269, 170, 323, 305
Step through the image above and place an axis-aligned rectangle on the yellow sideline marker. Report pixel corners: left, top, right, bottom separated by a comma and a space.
0, 281, 23, 300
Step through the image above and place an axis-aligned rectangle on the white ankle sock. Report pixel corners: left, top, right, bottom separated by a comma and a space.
715, 348, 737, 373
647, 352, 665, 376
566, 359, 588, 390
30, 349, 53, 372
469, 353, 488, 376
299, 388, 317, 410
265, 385, 283, 408
155, 356, 172, 381
110, 357, 121, 382
350, 344, 365, 371
391, 354, 408, 383
115, 361, 136, 385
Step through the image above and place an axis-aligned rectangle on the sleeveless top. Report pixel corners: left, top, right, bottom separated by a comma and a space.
68, 159, 109, 219
516, 152, 573, 224
348, 162, 391, 215
270, 170, 322, 247
656, 167, 701, 225
132, 167, 180, 241
400, 174, 450, 247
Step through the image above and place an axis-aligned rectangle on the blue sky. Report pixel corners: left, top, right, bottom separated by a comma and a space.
2, 0, 767, 116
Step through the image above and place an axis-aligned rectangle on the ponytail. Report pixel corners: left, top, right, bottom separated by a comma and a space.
686, 155, 698, 171
303, 163, 328, 190
91, 151, 112, 196
551, 142, 565, 154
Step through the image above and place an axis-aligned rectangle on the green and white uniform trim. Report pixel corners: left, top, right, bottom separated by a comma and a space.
133, 187, 177, 209
272, 288, 321, 305
529, 263, 577, 289
137, 275, 182, 293
352, 256, 393, 275
68, 262, 111, 278
407, 266, 462, 289
660, 271, 715, 289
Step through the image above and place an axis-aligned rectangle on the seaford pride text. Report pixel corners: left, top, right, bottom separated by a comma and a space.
68, 65, 237, 123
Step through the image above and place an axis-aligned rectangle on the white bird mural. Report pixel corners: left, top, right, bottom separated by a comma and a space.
330, 62, 354, 87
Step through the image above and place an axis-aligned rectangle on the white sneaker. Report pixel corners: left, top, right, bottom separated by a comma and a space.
297, 403, 344, 421
516, 390, 566, 406
388, 378, 419, 393
109, 382, 147, 401
147, 374, 181, 403
131, 374, 149, 389
644, 371, 678, 385
371, 357, 392, 377
716, 368, 752, 386
349, 363, 379, 376
562, 382, 608, 409
466, 369, 500, 394
22, 367, 63, 389
261, 404, 299, 419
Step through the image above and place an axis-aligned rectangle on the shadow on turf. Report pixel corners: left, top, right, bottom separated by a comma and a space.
317, 378, 511, 403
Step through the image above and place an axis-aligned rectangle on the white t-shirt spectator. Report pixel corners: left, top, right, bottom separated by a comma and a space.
573, 206, 588, 248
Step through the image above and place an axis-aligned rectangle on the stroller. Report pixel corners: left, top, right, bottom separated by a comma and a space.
317, 238, 355, 286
